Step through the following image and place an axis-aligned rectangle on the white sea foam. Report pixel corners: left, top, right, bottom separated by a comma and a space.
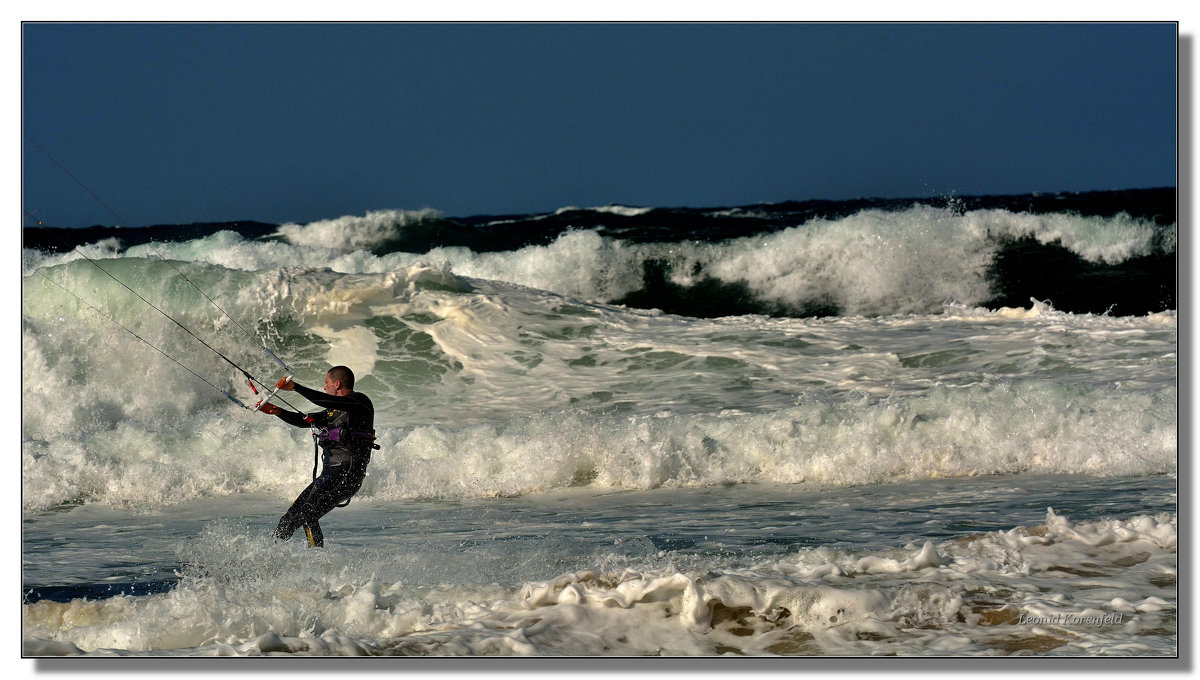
436, 229, 646, 301
275, 208, 444, 251
23, 205, 1174, 317
585, 204, 654, 217
22, 509, 1176, 656
20, 201, 1179, 659
21, 258, 1177, 512
968, 209, 1162, 264
694, 207, 997, 315
20, 375, 1176, 512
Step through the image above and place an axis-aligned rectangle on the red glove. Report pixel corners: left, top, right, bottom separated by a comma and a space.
259, 403, 282, 416
276, 376, 294, 391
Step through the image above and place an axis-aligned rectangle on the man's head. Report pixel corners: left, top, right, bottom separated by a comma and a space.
324, 365, 355, 395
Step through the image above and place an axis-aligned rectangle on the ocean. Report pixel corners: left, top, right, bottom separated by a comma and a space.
21, 188, 1178, 657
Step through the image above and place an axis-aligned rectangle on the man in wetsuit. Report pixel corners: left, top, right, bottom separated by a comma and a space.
259, 365, 376, 547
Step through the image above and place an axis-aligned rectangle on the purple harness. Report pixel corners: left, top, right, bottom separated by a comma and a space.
318, 426, 378, 448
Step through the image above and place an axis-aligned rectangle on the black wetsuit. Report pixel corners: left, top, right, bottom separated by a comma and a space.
272, 383, 375, 547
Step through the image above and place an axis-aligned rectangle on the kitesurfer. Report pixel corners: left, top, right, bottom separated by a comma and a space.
260, 366, 376, 547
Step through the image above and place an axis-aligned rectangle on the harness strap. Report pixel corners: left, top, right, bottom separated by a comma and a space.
311, 431, 320, 481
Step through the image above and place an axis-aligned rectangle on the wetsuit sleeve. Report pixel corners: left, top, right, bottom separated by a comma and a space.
294, 383, 361, 411
274, 408, 314, 429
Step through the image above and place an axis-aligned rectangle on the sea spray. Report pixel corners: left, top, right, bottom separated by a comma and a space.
22, 190, 1177, 657
25, 199, 1175, 318
22, 508, 1177, 656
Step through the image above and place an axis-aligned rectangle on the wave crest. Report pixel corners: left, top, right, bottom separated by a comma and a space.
276, 208, 446, 251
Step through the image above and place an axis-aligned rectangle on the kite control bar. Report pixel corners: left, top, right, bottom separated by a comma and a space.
254, 375, 292, 412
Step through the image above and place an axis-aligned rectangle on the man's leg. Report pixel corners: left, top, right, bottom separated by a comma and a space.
303, 520, 324, 547
277, 461, 365, 546
279, 473, 344, 545
275, 482, 318, 541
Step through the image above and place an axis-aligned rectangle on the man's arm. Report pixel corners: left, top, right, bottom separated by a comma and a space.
259, 402, 315, 428
294, 382, 360, 411
274, 408, 313, 428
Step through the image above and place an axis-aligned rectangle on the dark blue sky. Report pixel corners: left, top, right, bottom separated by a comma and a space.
22, 22, 1177, 228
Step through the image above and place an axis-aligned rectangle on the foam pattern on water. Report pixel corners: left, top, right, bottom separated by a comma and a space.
22, 509, 1176, 656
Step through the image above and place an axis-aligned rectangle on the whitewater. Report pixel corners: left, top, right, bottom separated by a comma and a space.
21, 192, 1177, 657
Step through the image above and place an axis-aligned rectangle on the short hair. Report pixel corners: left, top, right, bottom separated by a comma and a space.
327, 365, 355, 390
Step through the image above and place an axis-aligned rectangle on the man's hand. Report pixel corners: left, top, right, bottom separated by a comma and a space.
276, 376, 294, 391
259, 403, 282, 416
